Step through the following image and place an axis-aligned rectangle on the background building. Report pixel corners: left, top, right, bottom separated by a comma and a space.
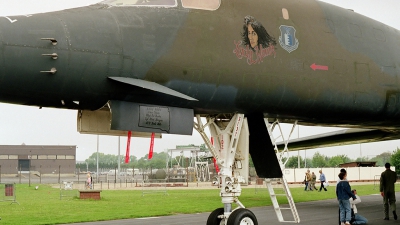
0, 145, 76, 174
339, 161, 377, 167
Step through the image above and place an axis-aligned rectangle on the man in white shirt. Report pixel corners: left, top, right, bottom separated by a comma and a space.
349, 189, 368, 224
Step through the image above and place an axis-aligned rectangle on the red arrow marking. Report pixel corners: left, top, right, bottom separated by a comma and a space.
310, 63, 329, 71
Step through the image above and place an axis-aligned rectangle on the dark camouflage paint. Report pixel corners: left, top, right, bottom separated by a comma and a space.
0, 0, 399, 127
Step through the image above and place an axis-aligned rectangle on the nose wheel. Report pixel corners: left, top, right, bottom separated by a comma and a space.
227, 208, 258, 225
207, 208, 258, 225
207, 208, 225, 225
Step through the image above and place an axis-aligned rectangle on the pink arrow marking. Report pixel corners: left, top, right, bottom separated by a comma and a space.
310, 63, 329, 71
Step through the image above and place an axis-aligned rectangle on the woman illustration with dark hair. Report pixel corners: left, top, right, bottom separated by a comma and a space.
241, 15, 276, 51
233, 15, 276, 65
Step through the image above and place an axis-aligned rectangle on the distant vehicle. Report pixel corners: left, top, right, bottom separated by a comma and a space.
108, 170, 118, 176
126, 169, 139, 176
126, 169, 133, 176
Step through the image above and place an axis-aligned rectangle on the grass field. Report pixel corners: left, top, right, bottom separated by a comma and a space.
0, 183, 383, 225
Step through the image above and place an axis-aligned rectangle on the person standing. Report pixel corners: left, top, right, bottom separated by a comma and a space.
337, 172, 356, 225
303, 172, 308, 191
336, 169, 347, 192
90, 172, 93, 189
310, 172, 317, 191
319, 170, 327, 191
337, 169, 347, 185
380, 163, 397, 220
86, 173, 92, 189
305, 170, 311, 191
336, 169, 347, 224
350, 189, 368, 224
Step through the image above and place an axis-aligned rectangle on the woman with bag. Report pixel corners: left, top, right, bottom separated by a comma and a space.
319, 170, 327, 191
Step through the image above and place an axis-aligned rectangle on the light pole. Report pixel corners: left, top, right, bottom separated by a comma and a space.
304, 150, 307, 168
118, 136, 120, 179
297, 125, 300, 168
96, 135, 99, 180
93, 158, 97, 178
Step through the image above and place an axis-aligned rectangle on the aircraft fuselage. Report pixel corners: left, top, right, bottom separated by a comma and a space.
1, 0, 400, 127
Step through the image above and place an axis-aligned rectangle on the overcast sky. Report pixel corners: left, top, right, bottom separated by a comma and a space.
0, 1, 400, 162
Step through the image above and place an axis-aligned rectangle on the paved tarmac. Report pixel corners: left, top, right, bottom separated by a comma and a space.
63, 193, 400, 225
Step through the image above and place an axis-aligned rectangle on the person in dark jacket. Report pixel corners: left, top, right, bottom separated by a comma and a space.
337, 172, 356, 225
380, 163, 397, 220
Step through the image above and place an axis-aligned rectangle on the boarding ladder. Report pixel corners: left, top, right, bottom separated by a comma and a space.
265, 119, 300, 223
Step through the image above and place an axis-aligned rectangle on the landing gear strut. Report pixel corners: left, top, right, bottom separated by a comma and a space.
194, 114, 257, 225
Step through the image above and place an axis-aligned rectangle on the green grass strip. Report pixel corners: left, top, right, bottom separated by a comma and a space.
0, 183, 388, 224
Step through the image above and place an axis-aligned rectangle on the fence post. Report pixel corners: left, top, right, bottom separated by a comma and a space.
58, 165, 61, 184
29, 165, 31, 187
19, 165, 21, 184
40, 165, 42, 184
114, 167, 117, 183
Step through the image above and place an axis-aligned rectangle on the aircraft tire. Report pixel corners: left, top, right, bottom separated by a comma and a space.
226, 208, 258, 225
206, 208, 225, 225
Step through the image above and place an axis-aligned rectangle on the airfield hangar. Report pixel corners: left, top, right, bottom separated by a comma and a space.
0, 145, 76, 174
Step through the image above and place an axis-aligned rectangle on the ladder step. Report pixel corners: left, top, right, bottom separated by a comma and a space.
269, 193, 286, 196
266, 177, 300, 223
274, 207, 292, 210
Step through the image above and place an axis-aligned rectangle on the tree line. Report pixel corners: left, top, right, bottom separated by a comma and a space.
77, 148, 400, 175
76, 151, 213, 171
285, 151, 395, 169
77, 151, 168, 171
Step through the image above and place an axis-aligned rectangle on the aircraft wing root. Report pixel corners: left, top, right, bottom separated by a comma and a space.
277, 128, 400, 151
108, 77, 198, 101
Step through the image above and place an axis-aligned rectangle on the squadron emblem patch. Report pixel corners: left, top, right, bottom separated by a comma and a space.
279, 25, 299, 53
